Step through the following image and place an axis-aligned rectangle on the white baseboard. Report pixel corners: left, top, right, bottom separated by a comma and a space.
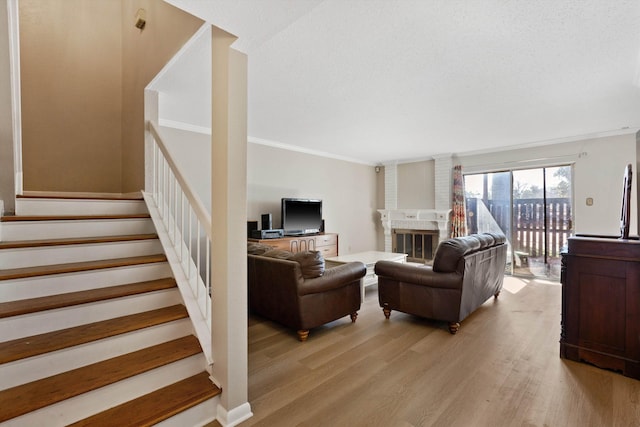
216, 402, 253, 427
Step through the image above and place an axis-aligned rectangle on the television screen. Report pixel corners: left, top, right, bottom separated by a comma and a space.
281, 198, 322, 235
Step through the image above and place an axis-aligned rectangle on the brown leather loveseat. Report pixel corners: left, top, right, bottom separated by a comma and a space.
248, 243, 366, 341
374, 233, 507, 334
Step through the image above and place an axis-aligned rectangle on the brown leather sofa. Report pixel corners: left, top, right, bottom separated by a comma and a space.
248, 244, 366, 341
375, 233, 507, 334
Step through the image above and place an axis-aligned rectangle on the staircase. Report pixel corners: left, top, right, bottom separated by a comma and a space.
0, 194, 220, 426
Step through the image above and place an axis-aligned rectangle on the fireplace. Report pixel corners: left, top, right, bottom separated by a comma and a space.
393, 229, 439, 262
378, 209, 451, 258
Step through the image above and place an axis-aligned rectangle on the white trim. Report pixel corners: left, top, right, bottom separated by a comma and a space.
386, 128, 640, 166
154, 119, 378, 166
458, 127, 639, 159
462, 154, 579, 175
216, 402, 253, 427
8, 0, 22, 195
248, 135, 376, 166
158, 118, 211, 135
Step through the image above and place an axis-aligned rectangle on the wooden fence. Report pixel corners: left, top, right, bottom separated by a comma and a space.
468, 197, 572, 258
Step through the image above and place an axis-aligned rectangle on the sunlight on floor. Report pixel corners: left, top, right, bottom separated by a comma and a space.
502, 275, 561, 294
503, 277, 529, 294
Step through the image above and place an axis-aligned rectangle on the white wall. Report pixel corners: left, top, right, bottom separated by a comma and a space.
155, 125, 211, 210
455, 132, 638, 236
247, 143, 379, 255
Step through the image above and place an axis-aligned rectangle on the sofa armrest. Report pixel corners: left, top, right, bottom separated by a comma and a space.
298, 261, 366, 296
374, 260, 462, 290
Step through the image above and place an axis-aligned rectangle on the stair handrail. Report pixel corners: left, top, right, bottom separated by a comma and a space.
144, 119, 213, 364
148, 121, 211, 235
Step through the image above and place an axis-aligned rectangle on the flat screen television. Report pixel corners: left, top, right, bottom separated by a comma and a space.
281, 198, 322, 236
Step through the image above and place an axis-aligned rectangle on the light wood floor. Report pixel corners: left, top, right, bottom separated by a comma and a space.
217, 276, 640, 426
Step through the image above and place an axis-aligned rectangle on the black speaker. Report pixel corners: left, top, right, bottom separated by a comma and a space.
320, 219, 325, 232
247, 221, 258, 235
261, 213, 272, 230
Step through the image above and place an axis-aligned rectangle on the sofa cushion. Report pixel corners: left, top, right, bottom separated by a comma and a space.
486, 232, 506, 245
292, 250, 325, 279
247, 242, 274, 255
432, 235, 481, 273
262, 249, 295, 259
475, 233, 495, 249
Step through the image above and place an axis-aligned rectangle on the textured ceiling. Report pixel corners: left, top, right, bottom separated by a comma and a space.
165, 0, 640, 164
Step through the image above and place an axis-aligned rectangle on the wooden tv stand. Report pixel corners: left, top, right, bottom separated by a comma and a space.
248, 233, 338, 257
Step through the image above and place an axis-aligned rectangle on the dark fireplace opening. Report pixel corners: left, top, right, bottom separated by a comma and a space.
393, 229, 439, 263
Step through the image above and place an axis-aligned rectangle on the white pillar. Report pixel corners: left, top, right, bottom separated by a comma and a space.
210, 25, 252, 426
382, 162, 397, 251
434, 154, 453, 241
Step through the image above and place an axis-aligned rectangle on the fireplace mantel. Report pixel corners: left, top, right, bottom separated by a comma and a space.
378, 209, 452, 253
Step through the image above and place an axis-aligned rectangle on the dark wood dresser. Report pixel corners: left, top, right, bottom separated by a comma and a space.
560, 235, 640, 379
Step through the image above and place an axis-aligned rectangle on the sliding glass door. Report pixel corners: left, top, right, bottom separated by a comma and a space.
464, 165, 573, 279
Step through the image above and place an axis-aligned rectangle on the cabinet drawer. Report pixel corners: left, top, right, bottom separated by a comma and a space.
265, 240, 292, 251
315, 234, 337, 247
318, 245, 338, 257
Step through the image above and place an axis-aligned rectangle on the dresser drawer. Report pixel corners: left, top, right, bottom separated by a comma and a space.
318, 245, 338, 257
315, 234, 337, 247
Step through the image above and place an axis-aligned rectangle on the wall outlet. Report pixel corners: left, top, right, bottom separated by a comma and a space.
586, 197, 593, 206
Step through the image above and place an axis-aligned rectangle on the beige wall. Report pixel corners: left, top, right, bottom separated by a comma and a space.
17, 0, 201, 193
19, 0, 123, 192
247, 144, 380, 255
0, 2, 15, 213
397, 160, 435, 209
120, 0, 202, 192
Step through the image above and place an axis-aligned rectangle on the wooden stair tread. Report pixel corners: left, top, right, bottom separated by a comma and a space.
0, 233, 158, 250
0, 254, 167, 281
0, 304, 188, 365
0, 335, 202, 423
69, 372, 220, 427
18, 192, 143, 201
0, 213, 150, 222
0, 278, 176, 319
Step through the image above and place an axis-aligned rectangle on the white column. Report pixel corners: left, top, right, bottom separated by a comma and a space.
434, 154, 453, 240
384, 162, 398, 210
382, 162, 397, 251
210, 26, 252, 426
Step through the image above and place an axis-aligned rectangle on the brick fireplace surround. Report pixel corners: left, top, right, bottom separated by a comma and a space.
379, 155, 453, 259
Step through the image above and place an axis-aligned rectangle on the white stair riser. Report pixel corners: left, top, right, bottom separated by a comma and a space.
1, 263, 172, 300
1, 218, 156, 241
4, 353, 206, 427
16, 199, 148, 216
0, 320, 193, 390
154, 396, 218, 427
1, 239, 163, 269
0, 290, 183, 341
